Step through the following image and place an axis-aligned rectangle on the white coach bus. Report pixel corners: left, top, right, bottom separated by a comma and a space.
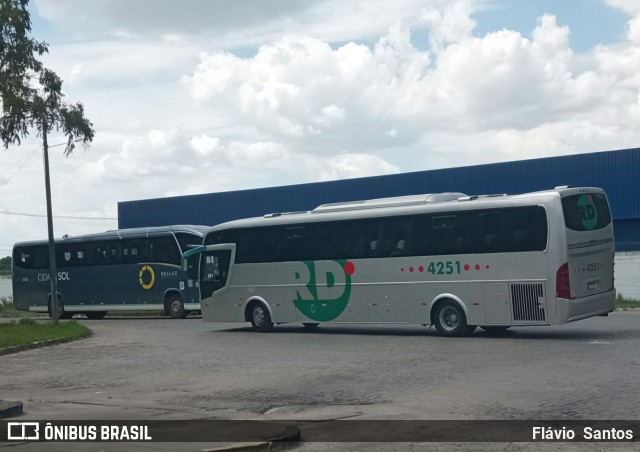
183, 187, 616, 336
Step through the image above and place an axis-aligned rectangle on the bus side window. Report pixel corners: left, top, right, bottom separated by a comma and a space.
149, 236, 180, 265
120, 239, 144, 264
175, 233, 203, 253
483, 233, 501, 252
201, 251, 231, 294
380, 239, 397, 256
186, 254, 199, 279
347, 236, 366, 259
340, 221, 366, 259
474, 212, 502, 254
454, 230, 470, 253
109, 242, 122, 264
411, 216, 431, 256
13, 246, 48, 269
121, 240, 131, 263
282, 226, 307, 261
58, 246, 86, 267
90, 242, 110, 265
512, 229, 530, 251
431, 215, 455, 255
202, 255, 218, 282
390, 239, 406, 256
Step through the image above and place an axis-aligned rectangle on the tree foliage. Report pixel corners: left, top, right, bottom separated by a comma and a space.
0, 256, 10, 272
1, 0, 94, 324
0, 0, 94, 154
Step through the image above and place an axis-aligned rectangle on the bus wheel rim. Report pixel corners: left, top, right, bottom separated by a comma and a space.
171, 300, 181, 313
253, 306, 264, 326
440, 306, 459, 331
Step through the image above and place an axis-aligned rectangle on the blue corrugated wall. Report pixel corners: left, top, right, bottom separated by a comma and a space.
118, 147, 640, 251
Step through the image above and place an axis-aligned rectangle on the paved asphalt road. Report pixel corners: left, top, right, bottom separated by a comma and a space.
1, 311, 639, 451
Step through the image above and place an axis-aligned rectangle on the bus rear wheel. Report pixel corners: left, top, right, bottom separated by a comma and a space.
48, 296, 73, 320
250, 303, 273, 332
85, 311, 107, 320
433, 300, 476, 337
166, 294, 188, 319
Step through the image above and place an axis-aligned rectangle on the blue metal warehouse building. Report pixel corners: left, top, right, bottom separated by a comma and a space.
118, 147, 639, 252
118, 147, 640, 297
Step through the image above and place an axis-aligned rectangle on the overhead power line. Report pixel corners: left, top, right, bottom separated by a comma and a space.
1, 140, 43, 152
0, 145, 40, 177
0, 139, 84, 186
0, 210, 117, 220
1, 138, 82, 152
0, 147, 40, 187
1, 139, 117, 221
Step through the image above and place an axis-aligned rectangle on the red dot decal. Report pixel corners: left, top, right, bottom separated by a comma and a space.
344, 261, 356, 275
464, 264, 470, 271
409, 267, 414, 273
486, 264, 490, 270
419, 266, 424, 272
401, 267, 405, 272
475, 264, 480, 271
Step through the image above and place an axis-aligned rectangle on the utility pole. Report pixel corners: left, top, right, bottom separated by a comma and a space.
42, 115, 59, 325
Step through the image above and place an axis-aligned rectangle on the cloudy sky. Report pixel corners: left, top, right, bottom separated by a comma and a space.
0, 0, 639, 257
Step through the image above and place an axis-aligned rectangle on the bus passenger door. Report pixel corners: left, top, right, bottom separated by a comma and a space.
199, 245, 236, 321
200, 245, 236, 297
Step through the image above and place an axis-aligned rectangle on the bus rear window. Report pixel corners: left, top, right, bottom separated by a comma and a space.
562, 193, 612, 231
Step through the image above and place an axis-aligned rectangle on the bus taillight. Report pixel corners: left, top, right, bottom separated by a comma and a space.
556, 262, 571, 299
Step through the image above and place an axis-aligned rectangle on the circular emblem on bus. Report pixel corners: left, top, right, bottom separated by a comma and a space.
577, 194, 598, 230
139, 265, 155, 290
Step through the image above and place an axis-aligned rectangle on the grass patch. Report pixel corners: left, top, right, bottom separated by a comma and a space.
0, 319, 92, 349
616, 294, 640, 310
0, 297, 40, 318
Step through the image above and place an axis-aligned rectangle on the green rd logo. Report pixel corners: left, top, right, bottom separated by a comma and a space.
578, 194, 598, 230
293, 260, 355, 321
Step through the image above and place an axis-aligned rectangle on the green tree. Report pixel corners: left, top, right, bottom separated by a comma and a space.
0, 0, 95, 323
0, 256, 10, 272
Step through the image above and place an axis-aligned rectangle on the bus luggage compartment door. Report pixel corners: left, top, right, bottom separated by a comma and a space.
483, 282, 511, 325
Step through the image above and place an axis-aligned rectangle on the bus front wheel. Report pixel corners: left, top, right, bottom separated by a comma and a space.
250, 303, 273, 332
433, 300, 476, 337
166, 294, 188, 319
49, 296, 73, 320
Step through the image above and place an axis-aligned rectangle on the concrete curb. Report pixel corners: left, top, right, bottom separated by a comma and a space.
0, 338, 68, 356
202, 426, 301, 452
203, 441, 298, 452
0, 401, 24, 419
